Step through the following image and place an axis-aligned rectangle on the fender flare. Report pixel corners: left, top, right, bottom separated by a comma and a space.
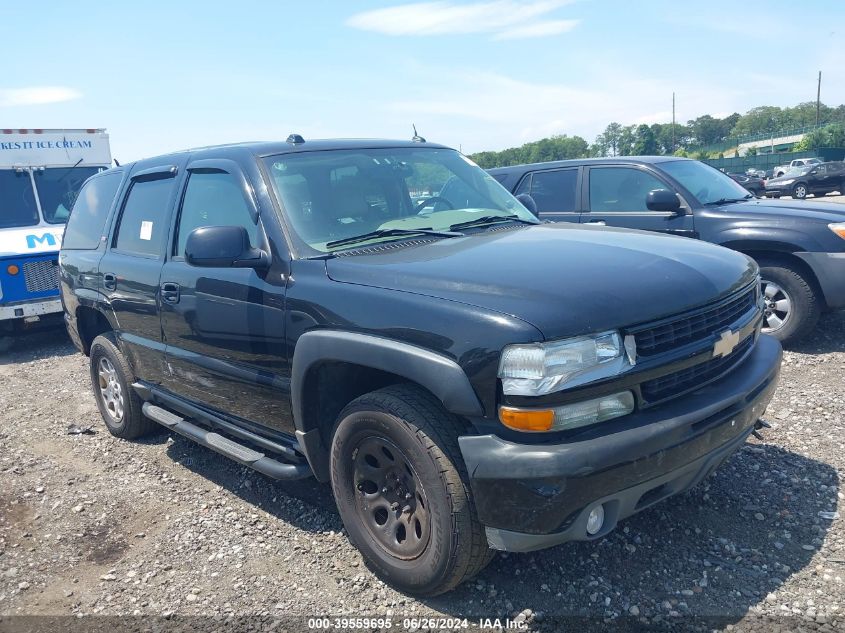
291, 330, 483, 429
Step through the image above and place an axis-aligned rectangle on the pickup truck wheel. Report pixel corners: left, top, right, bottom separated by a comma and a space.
330, 384, 492, 596
758, 262, 820, 345
89, 333, 157, 439
792, 183, 807, 199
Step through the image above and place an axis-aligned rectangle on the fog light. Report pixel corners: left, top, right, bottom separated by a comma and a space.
6, 264, 19, 276
586, 505, 605, 535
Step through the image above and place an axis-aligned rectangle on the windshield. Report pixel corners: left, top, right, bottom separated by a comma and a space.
661, 160, 753, 205
33, 166, 102, 224
0, 170, 40, 229
263, 147, 537, 253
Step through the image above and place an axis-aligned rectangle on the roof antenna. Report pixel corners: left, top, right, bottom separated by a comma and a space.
286, 133, 305, 145
113, 158, 120, 167
411, 124, 426, 143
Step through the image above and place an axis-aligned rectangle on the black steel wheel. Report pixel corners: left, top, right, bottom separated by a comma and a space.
330, 384, 492, 596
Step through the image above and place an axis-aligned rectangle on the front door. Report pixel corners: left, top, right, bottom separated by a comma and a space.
581, 165, 696, 238
159, 160, 293, 434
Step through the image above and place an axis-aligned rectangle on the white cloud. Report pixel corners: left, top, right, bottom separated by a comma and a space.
493, 19, 577, 39
346, 0, 577, 39
0, 86, 82, 107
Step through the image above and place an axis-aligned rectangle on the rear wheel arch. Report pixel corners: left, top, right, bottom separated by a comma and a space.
76, 306, 116, 355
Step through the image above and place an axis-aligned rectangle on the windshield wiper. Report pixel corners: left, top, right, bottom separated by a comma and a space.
704, 194, 754, 206
326, 227, 463, 249
448, 214, 537, 231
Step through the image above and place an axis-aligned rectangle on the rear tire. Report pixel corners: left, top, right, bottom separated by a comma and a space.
758, 261, 820, 345
330, 384, 492, 596
89, 333, 157, 439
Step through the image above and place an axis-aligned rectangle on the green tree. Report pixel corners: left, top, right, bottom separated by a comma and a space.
633, 124, 658, 155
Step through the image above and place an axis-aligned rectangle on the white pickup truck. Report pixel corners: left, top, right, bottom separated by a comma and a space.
773, 157, 821, 178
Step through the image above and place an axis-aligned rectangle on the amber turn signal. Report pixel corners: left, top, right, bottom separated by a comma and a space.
6, 264, 20, 276
498, 406, 554, 432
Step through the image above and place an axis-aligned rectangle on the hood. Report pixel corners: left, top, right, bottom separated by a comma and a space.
0, 226, 64, 258
325, 223, 757, 340
717, 197, 845, 222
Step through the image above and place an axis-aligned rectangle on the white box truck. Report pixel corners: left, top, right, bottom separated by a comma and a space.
0, 128, 112, 350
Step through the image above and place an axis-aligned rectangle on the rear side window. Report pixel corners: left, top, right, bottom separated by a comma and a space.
114, 177, 175, 257
175, 171, 258, 257
525, 169, 578, 212
62, 172, 123, 250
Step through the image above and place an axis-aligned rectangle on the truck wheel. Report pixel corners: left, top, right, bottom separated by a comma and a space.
330, 384, 492, 596
758, 261, 820, 345
89, 333, 157, 439
792, 183, 807, 199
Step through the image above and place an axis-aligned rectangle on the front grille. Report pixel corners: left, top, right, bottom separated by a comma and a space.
641, 335, 754, 402
23, 259, 59, 293
633, 286, 757, 357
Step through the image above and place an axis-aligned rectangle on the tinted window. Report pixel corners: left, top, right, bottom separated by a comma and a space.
590, 167, 667, 212
114, 177, 175, 256
175, 171, 258, 257
33, 167, 102, 224
528, 169, 578, 212
62, 172, 123, 250
0, 170, 39, 229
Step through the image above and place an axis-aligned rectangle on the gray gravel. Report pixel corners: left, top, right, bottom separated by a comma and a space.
1, 314, 844, 632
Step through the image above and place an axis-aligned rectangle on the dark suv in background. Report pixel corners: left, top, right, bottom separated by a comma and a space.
490, 157, 845, 344
764, 161, 845, 200
60, 139, 781, 595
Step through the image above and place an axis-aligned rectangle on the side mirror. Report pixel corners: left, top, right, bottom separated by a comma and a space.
185, 226, 269, 269
515, 193, 539, 217
646, 189, 682, 213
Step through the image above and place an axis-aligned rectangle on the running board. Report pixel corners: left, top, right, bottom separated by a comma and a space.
142, 403, 312, 480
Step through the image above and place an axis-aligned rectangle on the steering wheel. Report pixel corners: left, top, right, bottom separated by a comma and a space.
414, 196, 455, 213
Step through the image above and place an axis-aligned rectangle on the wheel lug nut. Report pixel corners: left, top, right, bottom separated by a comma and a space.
402, 504, 411, 514
382, 487, 388, 494
390, 502, 399, 511
405, 493, 411, 500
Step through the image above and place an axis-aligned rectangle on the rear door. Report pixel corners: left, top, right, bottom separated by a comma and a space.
99, 164, 179, 382
159, 159, 293, 434
513, 167, 581, 223
581, 165, 696, 237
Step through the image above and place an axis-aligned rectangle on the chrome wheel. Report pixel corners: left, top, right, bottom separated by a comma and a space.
97, 357, 125, 422
761, 280, 792, 333
352, 436, 430, 560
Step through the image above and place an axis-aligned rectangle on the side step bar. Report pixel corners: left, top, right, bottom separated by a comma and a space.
142, 402, 312, 480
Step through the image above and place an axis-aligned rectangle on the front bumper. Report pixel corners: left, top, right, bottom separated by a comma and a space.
796, 251, 845, 309
458, 334, 782, 552
0, 298, 63, 321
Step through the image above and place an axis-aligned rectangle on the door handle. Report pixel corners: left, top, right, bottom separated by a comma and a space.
587, 220, 607, 226
160, 282, 181, 304
103, 273, 117, 290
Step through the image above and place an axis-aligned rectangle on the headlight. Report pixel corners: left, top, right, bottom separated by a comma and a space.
829, 223, 845, 240
498, 331, 633, 396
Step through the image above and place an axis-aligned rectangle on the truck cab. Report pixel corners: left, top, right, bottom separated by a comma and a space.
0, 129, 111, 350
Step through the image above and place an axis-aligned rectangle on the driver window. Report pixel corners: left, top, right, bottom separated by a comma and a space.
175, 171, 258, 257
589, 167, 665, 212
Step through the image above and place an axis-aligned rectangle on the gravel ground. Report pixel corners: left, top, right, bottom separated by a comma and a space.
1, 314, 844, 632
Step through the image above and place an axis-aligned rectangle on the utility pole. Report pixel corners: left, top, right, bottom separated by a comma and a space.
816, 71, 822, 129
671, 92, 675, 153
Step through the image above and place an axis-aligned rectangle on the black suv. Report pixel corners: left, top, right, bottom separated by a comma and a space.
490, 157, 845, 344
764, 161, 845, 200
60, 139, 781, 596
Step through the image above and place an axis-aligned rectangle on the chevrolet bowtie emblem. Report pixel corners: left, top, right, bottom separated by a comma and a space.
713, 329, 740, 358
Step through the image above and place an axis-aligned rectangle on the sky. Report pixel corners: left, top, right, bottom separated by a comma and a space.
2, 0, 843, 162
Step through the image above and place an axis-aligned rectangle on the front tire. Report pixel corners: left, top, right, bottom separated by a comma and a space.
758, 261, 820, 345
792, 183, 808, 199
89, 333, 157, 439
330, 385, 492, 596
